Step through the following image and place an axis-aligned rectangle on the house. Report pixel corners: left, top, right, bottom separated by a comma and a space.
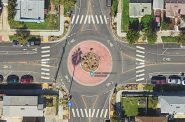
14, 0, 45, 23
159, 96, 185, 118
129, 0, 152, 18
165, 0, 185, 18
153, 0, 164, 10
3, 96, 44, 117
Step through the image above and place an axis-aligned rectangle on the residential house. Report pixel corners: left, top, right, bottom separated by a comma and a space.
14, 0, 45, 23
165, 0, 185, 18
153, 0, 164, 10
159, 96, 185, 118
129, 0, 152, 18
3, 96, 44, 117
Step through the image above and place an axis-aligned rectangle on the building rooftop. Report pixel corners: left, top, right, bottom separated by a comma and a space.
153, 0, 164, 9
130, 0, 152, 3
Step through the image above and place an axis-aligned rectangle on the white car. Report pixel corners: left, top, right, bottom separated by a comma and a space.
181, 78, 185, 85
168, 75, 181, 84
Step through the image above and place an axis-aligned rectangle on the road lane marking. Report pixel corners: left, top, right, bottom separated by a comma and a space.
80, 109, 84, 117
88, 15, 91, 24
41, 50, 50, 53
136, 50, 145, 54
136, 54, 144, 58
104, 15, 107, 24
136, 58, 145, 62
41, 68, 50, 71
136, 77, 145, 82
100, 109, 104, 118
41, 72, 50, 76
91, 15, 95, 24
75, 15, 80, 24
41, 54, 50, 58
99, 15, 103, 24
104, 109, 108, 118
89, 109, 91, 117
95, 15, 99, 24
41, 76, 50, 80
136, 65, 145, 69
84, 109, 88, 117
136, 46, 145, 50
80, 15, 84, 24
41, 46, 50, 49
136, 74, 145, 77
84, 15, 88, 24
41, 58, 50, 61
72, 109, 76, 117
76, 109, 80, 117
91, 109, 95, 117
136, 69, 145, 73
96, 109, 100, 118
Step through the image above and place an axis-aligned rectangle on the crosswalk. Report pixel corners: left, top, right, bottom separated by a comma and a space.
136, 46, 145, 82
71, 15, 108, 24
41, 46, 50, 80
71, 108, 108, 118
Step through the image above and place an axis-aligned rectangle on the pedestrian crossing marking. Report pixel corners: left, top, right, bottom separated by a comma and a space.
91, 15, 95, 24
104, 15, 107, 24
136, 50, 145, 54
80, 109, 84, 117
136, 74, 145, 78
89, 109, 91, 117
136, 54, 144, 58
76, 15, 80, 24
96, 109, 100, 118
72, 109, 76, 117
104, 109, 108, 118
136, 65, 145, 69
136, 77, 145, 82
100, 109, 104, 118
95, 15, 99, 24
41, 76, 50, 80
136, 58, 145, 62
84, 15, 88, 24
76, 109, 80, 117
92, 109, 95, 117
136, 46, 145, 50
99, 15, 103, 24
80, 15, 84, 24
88, 15, 91, 24
84, 109, 88, 117
136, 69, 145, 73
41, 46, 50, 49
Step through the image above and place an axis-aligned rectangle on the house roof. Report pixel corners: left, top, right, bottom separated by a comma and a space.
153, 0, 164, 9
14, 0, 44, 22
129, 3, 152, 18
3, 96, 38, 106
159, 96, 185, 114
136, 116, 167, 122
165, 0, 185, 3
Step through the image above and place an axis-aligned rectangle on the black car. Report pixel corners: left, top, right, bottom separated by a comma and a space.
28, 38, 41, 46
7, 75, 19, 84
12, 40, 19, 46
151, 75, 167, 85
0, 74, 3, 83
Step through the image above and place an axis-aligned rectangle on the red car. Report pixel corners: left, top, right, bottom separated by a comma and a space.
20, 75, 34, 84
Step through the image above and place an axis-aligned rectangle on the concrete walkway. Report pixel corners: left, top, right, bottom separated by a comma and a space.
156, 30, 180, 43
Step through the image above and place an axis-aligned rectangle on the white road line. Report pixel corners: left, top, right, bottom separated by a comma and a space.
136, 46, 145, 50
41, 58, 50, 62
76, 109, 80, 117
75, 15, 80, 24
41, 72, 50, 76
41, 68, 50, 72
84, 15, 88, 24
136, 74, 145, 77
80, 15, 84, 24
104, 109, 108, 118
41, 50, 50, 53
89, 109, 91, 117
136, 54, 145, 58
84, 109, 88, 117
91, 109, 95, 117
41, 64, 50, 67
136, 77, 145, 82
41, 54, 50, 58
41, 76, 50, 80
136, 58, 145, 62
88, 15, 91, 24
41, 46, 50, 49
136, 65, 145, 69
72, 109, 76, 117
80, 109, 84, 117
139, 62, 145, 65
71, 15, 75, 24
41, 61, 48, 64
95, 15, 99, 24
136, 69, 145, 73
91, 15, 95, 24
103, 15, 107, 24
99, 15, 103, 24
96, 109, 100, 118
100, 109, 104, 118
136, 50, 145, 54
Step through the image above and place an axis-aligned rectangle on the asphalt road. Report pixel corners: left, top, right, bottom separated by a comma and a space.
0, 0, 185, 121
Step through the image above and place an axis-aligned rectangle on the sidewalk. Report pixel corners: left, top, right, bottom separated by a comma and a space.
156, 30, 180, 43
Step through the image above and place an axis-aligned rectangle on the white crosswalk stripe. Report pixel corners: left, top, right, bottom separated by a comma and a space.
71, 15, 75, 24
41, 58, 50, 62
104, 15, 107, 24
136, 54, 144, 58
99, 15, 103, 24
41, 72, 50, 76
41, 46, 50, 49
41, 68, 50, 72
136, 65, 145, 69
136, 58, 145, 62
41, 54, 50, 58
80, 15, 84, 24
88, 15, 91, 24
95, 15, 99, 24
71, 108, 108, 118
136, 46, 145, 50
136, 74, 145, 78
41, 76, 50, 80
91, 15, 95, 24
136, 77, 145, 82
84, 15, 88, 24
41, 64, 50, 67
136, 50, 145, 54
136, 69, 145, 73
41, 50, 50, 53
75, 15, 80, 24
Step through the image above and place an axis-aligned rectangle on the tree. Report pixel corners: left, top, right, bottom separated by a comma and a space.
126, 29, 140, 44
123, 98, 138, 117
177, 32, 185, 45
112, 0, 118, 17
16, 25, 30, 45
146, 30, 157, 44
8, 0, 17, 22
129, 18, 140, 30
140, 15, 154, 31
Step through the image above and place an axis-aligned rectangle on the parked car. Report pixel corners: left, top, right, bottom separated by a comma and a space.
168, 75, 181, 84
106, 0, 112, 7
0, 74, 3, 83
181, 77, 185, 85
27, 38, 41, 46
12, 40, 19, 46
7, 75, 19, 84
20, 75, 34, 84
151, 75, 167, 85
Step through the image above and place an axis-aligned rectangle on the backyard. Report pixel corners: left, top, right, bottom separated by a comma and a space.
121, 0, 129, 32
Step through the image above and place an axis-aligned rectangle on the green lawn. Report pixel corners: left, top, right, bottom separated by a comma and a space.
121, 0, 129, 32
161, 36, 179, 43
122, 98, 138, 116
10, 15, 59, 30
9, 35, 40, 41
